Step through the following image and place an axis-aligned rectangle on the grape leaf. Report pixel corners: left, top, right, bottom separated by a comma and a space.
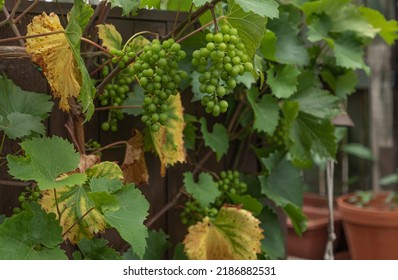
234, 0, 279, 19
151, 93, 186, 176
184, 206, 264, 260
247, 88, 279, 135
0, 76, 53, 139
164, 0, 193, 11
140, 0, 160, 9
228, 193, 263, 215
97, 24, 123, 51
183, 114, 198, 150
122, 85, 144, 116
86, 161, 124, 180
200, 118, 229, 161
7, 136, 87, 190
0, 203, 67, 260
262, 13, 309, 65
342, 143, 374, 161
40, 185, 107, 244
360, 7, 398, 46
259, 206, 285, 259
291, 72, 339, 118
259, 152, 307, 234
77, 238, 122, 260
282, 102, 337, 163
330, 33, 365, 70
225, 0, 268, 60
109, 0, 141, 16
121, 130, 149, 185
267, 64, 300, 99
124, 229, 170, 260
89, 177, 123, 193
183, 172, 220, 208
104, 184, 149, 259
320, 69, 357, 99
192, 0, 210, 6
65, 0, 96, 121
25, 12, 81, 113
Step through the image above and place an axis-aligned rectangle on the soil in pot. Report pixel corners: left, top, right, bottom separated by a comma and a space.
337, 192, 398, 260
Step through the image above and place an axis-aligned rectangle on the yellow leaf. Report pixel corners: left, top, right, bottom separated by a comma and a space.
40, 186, 106, 244
151, 93, 186, 176
121, 130, 149, 185
97, 23, 122, 51
184, 206, 264, 260
25, 12, 81, 111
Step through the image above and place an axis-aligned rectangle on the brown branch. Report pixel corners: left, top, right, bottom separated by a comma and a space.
0, 180, 31, 187
210, 4, 219, 33
94, 105, 141, 111
81, 37, 108, 53
13, 0, 39, 24
0, 46, 28, 58
2, 6, 24, 46
145, 189, 183, 228
62, 207, 95, 237
53, 188, 62, 221
92, 140, 127, 154
0, 30, 65, 44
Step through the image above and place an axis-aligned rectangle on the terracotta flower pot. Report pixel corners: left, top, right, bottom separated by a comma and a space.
337, 192, 398, 260
287, 193, 343, 259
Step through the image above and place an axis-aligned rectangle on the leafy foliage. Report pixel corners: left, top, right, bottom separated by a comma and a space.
7, 136, 87, 190
109, 0, 141, 16
200, 118, 229, 161
183, 172, 220, 208
0, 203, 67, 260
124, 229, 170, 260
75, 238, 122, 260
0, 76, 53, 139
97, 24, 123, 51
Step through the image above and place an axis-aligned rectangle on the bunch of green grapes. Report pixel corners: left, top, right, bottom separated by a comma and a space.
13, 186, 41, 215
132, 38, 187, 132
85, 139, 102, 156
109, 46, 136, 69
98, 65, 134, 132
269, 118, 289, 147
180, 170, 248, 226
192, 24, 253, 116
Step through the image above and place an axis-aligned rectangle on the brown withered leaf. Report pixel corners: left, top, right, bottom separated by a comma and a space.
25, 12, 81, 111
78, 154, 100, 173
121, 130, 149, 185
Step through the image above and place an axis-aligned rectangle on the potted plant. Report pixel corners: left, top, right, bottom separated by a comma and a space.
337, 191, 398, 259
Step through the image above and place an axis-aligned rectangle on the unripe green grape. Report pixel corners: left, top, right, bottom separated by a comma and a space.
101, 122, 110, 131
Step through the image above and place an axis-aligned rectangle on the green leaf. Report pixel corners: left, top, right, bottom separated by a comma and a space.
301, 0, 379, 39
183, 114, 198, 150
192, 0, 210, 6
342, 143, 374, 161
109, 0, 141, 16
282, 102, 337, 162
259, 206, 285, 259
331, 33, 365, 70
267, 64, 300, 99
0, 76, 53, 139
225, 0, 268, 60
228, 193, 263, 215
122, 85, 144, 116
77, 238, 122, 260
104, 184, 149, 259
172, 243, 188, 260
360, 7, 398, 45
262, 13, 309, 65
234, 0, 279, 19
97, 24, 123, 51
140, 0, 160, 9
0, 203, 67, 260
164, 0, 193, 11
260, 152, 303, 208
183, 172, 220, 208
88, 192, 120, 212
7, 136, 87, 190
321, 69, 357, 99
380, 174, 398, 186
291, 72, 339, 119
247, 88, 279, 135
200, 118, 229, 161
65, 0, 95, 121
124, 229, 170, 260
89, 177, 123, 193
284, 204, 307, 235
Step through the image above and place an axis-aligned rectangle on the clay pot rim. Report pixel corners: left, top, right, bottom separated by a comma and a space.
337, 192, 398, 227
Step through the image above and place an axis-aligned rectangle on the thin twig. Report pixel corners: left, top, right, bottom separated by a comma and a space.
92, 140, 127, 154
81, 37, 108, 53
176, 16, 224, 44
13, 0, 39, 23
0, 180, 31, 187
2, 6, 24, 46
210, 4, 219, 33
62, 207, 95, 237
9, 0, 21, 19
0, 133, 6, 156
145, 190, 183, 228
0, 30, 65, 44
53, 188, 62, 221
